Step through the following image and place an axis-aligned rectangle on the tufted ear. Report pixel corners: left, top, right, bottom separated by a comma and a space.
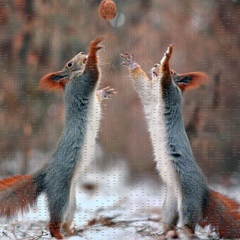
172, 71, 210, 92
38, 71, 68, 91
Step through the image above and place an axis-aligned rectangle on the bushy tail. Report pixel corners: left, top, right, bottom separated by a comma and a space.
0, 169, 46, 218
200, 190, 240, 238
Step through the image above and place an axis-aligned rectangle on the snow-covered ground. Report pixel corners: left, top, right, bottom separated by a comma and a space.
0, 159, 240, 240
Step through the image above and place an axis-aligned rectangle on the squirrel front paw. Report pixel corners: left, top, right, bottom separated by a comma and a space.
160, 44, 174, 66
152, 44, 174, 77
120, 53, 139, 70
89, 36, 104, 55
97, 86, 117, 101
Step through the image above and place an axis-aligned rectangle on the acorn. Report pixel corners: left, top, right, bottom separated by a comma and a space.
98, 0, 117, 21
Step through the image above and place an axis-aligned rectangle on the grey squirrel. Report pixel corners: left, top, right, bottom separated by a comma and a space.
0, 37, 115, 239
121, 47, 240, 238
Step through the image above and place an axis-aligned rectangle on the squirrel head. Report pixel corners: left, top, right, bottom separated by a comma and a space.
151, 65, 209, 94
38, 52, 88, 91
151, 44, 209, 93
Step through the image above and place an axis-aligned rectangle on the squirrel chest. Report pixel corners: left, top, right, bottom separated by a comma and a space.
150, 79, 180, 193
73, 92, 101, 180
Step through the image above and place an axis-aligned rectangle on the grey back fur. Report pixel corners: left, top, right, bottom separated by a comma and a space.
163, 81, 209, 224
44, 70, 98, 222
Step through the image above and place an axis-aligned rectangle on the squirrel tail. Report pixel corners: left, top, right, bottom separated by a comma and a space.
200, 190, 240, 238
0, 169, 46, 218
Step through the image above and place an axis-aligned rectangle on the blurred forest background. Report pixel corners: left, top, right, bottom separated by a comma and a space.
0, 0, 239, 183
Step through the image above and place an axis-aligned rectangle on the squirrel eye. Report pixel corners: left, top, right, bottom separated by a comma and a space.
67, 61, 73, 68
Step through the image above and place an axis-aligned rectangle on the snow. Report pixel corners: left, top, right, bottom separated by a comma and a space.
0, 160, 239, 239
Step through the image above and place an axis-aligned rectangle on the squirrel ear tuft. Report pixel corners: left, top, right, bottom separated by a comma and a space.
173, 71, 210, 92
38, 71, 68, 91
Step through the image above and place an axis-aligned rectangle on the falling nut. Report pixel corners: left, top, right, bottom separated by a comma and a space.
98, 0, 117, 21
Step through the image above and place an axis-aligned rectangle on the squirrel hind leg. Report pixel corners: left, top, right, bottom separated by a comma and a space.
165, 230, 179, 239
178, 198, 202, 238
181, 226, 197, 239
62, 192, 76, 236
49, 222, 64, 239
162, 193, 179, 232
62, 222, 74, 237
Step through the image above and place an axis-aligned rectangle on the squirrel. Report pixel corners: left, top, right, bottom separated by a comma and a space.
121, 48, 240, 238
39, 48, 116, 180
0, 37, 115, 239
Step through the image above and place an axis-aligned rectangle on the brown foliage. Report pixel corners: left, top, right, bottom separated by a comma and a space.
0, 0, 239, 177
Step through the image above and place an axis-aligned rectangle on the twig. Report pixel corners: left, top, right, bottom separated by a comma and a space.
2, 231, 13, 240
77, 215, 182, 238
32, 230, 49, 240
94, 198, 127, 216
9, 225, 19, 240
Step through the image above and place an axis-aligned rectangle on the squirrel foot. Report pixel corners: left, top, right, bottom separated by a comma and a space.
49, 222, 64, 239
181, 226, 199, 240
166, 230, 179, 239
97, 86, 117, 101
120, 53, 139, 70
62, 222, 74, 237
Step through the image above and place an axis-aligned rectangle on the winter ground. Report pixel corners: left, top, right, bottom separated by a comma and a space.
0, 159, 240, 240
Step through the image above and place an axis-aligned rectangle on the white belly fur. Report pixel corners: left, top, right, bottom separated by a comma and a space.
71, 92, 101, 190
66, 92, 101, 221
78, 92, 101, 178
150, 76, 181, 200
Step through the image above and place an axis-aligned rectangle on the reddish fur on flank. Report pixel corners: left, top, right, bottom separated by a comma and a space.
0, 175, 37, 218
38, 72, 68, 91
177, 72, 209, 92
49, 222, 64, 239
200, 190, 240, 238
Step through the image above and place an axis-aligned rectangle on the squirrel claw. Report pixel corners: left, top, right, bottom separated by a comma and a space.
96, 46, 103, 51
120, 52, 138, 70
160, 44, 174, 66
152, 44, 174, 77
89, 37, 104, 55
97, 86, 117, 100
91, 36, 104, 46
